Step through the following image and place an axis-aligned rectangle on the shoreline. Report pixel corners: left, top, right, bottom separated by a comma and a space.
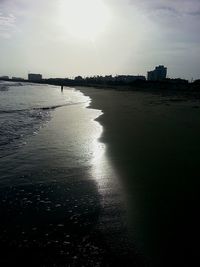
2, 78, 200, 95
78, 87, 148, 266
0, 85, 145, 266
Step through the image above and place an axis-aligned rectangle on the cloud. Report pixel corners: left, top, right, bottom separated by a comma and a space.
0, 13, 16, 38
126, 0, 200, 37
129, 0, 200, 16
0, 13, 15, 26
0, 0, 19, 38
187, 10, 200, 16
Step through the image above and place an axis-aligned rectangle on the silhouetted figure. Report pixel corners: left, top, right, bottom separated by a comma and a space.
61, 85, 63, 92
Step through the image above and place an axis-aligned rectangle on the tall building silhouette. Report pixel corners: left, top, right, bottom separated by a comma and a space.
147, 65, 167, 81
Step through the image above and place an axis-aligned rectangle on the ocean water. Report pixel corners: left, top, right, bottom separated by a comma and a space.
0, 81, 87, 159
0, 82, 127, 266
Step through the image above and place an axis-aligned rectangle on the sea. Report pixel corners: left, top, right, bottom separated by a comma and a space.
0, 81, 128, 266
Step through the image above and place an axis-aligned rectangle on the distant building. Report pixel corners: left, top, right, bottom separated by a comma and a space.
115, 75, 146, 83
0, 76, 9, 79
28, 73, 42, 81
165, 78, 188, 84
12, 77, 24, 81
147, 65, 167, 81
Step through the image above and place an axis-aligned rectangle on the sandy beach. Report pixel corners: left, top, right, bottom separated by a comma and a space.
78, 86, 200, 266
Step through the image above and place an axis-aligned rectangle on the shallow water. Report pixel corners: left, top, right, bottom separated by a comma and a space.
0, 82, 85, 158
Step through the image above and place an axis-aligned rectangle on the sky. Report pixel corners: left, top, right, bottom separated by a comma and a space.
0, 0, 200, 80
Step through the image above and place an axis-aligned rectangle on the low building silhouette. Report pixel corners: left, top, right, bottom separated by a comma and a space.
115, 75, 146, 83
28, 73, 42, 82
0, 76, 9, 79
147, 65, 167, 81
12, 77, 24, 81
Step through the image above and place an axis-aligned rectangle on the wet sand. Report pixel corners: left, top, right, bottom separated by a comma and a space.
0, 99, 107, 266
78, 86, 200, 266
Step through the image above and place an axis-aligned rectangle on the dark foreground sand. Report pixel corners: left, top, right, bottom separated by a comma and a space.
78, 86, 200, 266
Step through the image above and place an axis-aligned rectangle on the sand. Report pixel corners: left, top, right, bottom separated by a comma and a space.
77, 86, 200, 266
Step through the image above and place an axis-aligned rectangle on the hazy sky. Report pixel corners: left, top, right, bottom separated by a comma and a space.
0, 0, 200, 79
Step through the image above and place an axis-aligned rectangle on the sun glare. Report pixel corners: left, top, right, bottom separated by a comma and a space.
59, 0, 110, 40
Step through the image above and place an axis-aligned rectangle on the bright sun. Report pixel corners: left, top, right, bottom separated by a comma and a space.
59, 0, 110, 40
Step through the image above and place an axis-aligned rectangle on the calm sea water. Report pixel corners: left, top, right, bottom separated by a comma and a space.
0, 81, 88, 159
